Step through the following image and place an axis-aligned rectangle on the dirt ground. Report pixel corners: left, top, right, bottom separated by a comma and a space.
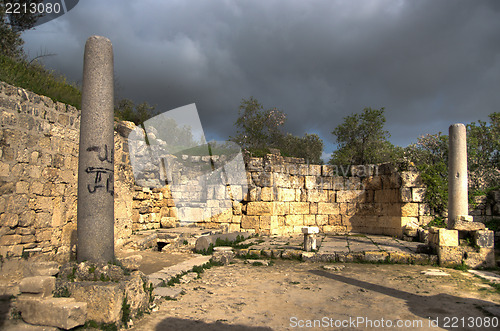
130, 260, 500, 331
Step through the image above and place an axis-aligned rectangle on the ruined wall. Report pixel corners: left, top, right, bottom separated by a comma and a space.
1, 82, 461, 261
0, 82, 80, 260
0, 82, 163, 259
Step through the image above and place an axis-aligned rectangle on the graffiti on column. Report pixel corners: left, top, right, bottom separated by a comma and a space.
86, 144, 114, 196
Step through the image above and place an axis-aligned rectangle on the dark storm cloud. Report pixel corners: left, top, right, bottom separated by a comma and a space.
21, 0, 500, 157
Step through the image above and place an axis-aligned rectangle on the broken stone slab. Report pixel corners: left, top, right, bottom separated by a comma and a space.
322, 264, 345, 271
118, 254, 143, 270
1, 320, 59, 330
468, 270, 500, 284
152, 287, 183, 299
244, 259, 271, 266
17, 297, 87, 330
195, 232, 253, 251
211, 250, 235, 265
448, 218, 485, 231
29, 262, 60, 277
421, 269, 450, 276
19, 276, 55, 297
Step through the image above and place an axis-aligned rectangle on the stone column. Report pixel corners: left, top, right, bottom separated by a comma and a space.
447, 123, 469, 228
77, 36, 115, 263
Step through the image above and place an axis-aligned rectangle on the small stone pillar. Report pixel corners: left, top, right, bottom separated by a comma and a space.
302, 226, 319, 252
447, 123, 470, 228
77, 36, 115, 263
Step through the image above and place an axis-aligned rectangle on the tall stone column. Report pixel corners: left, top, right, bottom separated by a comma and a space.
77, 36, 115, 263
447, 123, 468, 227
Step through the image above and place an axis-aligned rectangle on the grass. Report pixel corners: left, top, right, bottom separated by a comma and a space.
0, 54, 81, 108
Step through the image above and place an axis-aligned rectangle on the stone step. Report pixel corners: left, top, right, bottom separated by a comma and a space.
17, 296, 87, 330
148, 255, 211, 288
19, 276, 55, 298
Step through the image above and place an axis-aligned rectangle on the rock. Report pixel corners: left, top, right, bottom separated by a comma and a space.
152, 287, 183, 298
19, 276, 55, 297
421, 269, 450, 276
211, 250, 235, 265
118, 255, 143, 271
17, 297, 87, 330
322, 264, 345, 271
195, 232, 252, 252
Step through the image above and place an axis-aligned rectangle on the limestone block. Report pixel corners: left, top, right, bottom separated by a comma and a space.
252, 171, 273, 187
336, 190, 363, 203
118, 255, 143, 271
17, 297, 87, 330
321, 165, 336, 176
304, 176, 317, 189
66, 282, 123, 324
0, 213, 18, 227
429, 228, 458, 247
306, 189, 328, 202
401, 203, 419, 217
241, 216, 260, 230
301, 215, 313, 226
374, 189, 399, 203
321, 225, 347, 234
277, 188, 296, 202
302, 226, 319, 234
245, 202, 273, 215
473, 230, 494, 248
285, 215, 304, 226
328, 214, 342, 225
260, 187, 274, 201
448, 218, 485, 231
328, 191, 336, 203
19, 276, 56, 297
312, 215, 325, 226
289, 202, 310, 214
317, 202, 339, 215
362, 176, 382, 190
419, 203, 431, 216
400, 187, 412, 203
401, 171, 424, 187
332, 176, 345, 190
411, 188, 426, 202
273, 173, 291, 188
418, 216, 434, 226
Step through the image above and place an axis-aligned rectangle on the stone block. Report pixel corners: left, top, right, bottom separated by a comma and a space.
306, 189, 328, 202
304, 176, 317, 189
317, 202, 339, 214
246, 202, 273, 215
429, 228, 458, 247
363, 251, 389, 262
17, 297, 87, 330
473, 230, 494, 248
448, 218, 485, 231
401, 171, 424, 187
289, 202, 310, 214
241, 215, 260, 230
19, 276, 56, 297
411, 188, 426, 202
260, 187, 274, 201
66, 282, 123, 324
303, 215, 317, 226
401, 203, 419, 217
315, 215, 328, 226
285, 215, 304, 227
374, 189, 399, 203
277, 188, 296, 202
400, 187, 412, 203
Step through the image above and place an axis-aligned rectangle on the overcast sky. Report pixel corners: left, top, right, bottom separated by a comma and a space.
21, 0, 500, 160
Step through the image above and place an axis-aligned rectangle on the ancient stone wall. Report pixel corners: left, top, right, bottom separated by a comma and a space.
0, 82, 80, 260
5, 82, 495, 261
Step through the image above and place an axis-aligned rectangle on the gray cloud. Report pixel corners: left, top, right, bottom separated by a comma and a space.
21, 0, 500, 157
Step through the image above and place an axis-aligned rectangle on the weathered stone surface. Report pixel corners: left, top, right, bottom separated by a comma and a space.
19, 276, 55, 297
118, 255, 143, 271
152, 287, 183, 298
66, 281, 123, 324
473, 230, 494, 248
429, 228, 458, 247
447, 123, 468, 226
17, 297, 87, 330
195, 232, 252, 251
448, 219, 485, 231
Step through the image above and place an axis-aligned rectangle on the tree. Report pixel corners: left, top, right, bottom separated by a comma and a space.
467, 112, 500, 191
230, 97, 286, 153
230, 97, 324, 163
114, 99, 159, 126
0, 0, 44, 58
281, 133, 324, 164
329, 107, 395, 165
